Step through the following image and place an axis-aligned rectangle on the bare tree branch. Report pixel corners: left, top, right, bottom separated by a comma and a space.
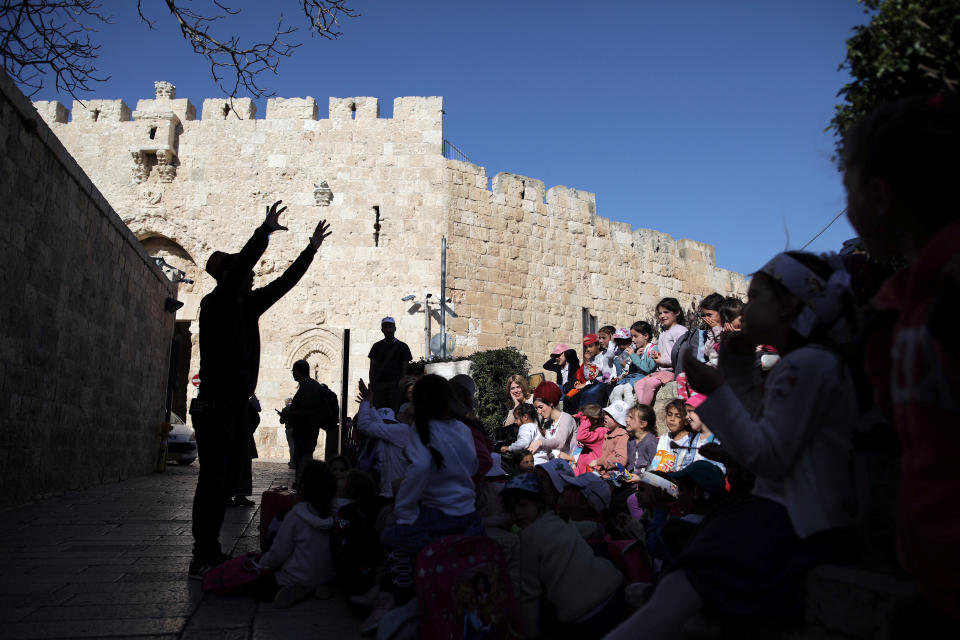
1, 1, 359, 100
0, 0, 112, 97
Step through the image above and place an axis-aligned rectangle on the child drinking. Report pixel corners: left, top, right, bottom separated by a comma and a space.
635, 298, 689, 406
697, 293, 725, 367
596, 325, 618, 382
256, 460, 338, 608
573, 404, 607, 476
610, 321, 658, 406
607, 250, 861, 639
499, 473, 626, 638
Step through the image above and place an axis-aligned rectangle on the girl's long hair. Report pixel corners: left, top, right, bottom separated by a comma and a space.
412, 374, 450, 469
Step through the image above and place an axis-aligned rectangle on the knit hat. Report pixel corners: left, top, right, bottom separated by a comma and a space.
666, 460, 726, 495
602, 400, 629, 427
551, 343, 570, 355
582, 333, 599, 346
532, 381, 562, 407
499, 472, 542, 498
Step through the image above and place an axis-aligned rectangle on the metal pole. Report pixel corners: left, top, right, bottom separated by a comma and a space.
339, 328, 350, 456
440, 236, 447, 359
423, 298, 431, 361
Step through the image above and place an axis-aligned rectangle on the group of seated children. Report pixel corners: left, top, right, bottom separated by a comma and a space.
212, 96, 960, 634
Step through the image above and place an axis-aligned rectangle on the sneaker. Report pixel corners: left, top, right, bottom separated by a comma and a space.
274, 584, 311, 609
314, 583, 336, 600
359, 592, 395, 635
188, 556, 215, 580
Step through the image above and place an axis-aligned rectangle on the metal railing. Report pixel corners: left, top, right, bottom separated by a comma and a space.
442, 139, 472, 163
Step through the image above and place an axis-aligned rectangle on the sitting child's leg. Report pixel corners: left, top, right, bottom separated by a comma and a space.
635, 371, 673, 406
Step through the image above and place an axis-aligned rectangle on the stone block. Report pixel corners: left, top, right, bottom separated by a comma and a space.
33, 101, 68, 124
71, 99, 131, 122
201, 98, 256, 120
266, 97, 318, 120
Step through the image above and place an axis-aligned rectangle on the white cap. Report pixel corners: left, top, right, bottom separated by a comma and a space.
602, 400, 629, 427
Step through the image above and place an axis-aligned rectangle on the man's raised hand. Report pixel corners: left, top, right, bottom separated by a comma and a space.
310, 219, 332, 249
264, 200, 288, 232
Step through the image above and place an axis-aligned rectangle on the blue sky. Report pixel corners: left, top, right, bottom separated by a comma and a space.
33, 1, 872, 276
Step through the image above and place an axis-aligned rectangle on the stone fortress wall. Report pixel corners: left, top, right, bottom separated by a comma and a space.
33, 82, 746, 459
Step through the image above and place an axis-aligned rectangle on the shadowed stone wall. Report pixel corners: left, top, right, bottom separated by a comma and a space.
0, 70, 176, 506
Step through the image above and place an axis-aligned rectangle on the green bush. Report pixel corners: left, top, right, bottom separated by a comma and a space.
410, 347, 530, 434
470, 347, 530, 434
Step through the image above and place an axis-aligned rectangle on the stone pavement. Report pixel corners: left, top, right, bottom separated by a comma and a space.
0, 461, 362, 639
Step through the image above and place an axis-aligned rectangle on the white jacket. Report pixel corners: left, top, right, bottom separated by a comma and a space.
394, 418, 478, 525
256, 502, 334, 588
699, 345, 858, 538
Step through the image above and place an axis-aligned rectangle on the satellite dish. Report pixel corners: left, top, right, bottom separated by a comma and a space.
429, 333, 456, 356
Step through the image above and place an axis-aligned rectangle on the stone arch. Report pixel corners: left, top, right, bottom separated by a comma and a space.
138, 233, 201, 295
286, 327, 344, 392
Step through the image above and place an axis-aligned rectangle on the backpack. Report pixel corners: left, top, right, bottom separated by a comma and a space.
415, 535, 524, 640
670, 329, 699, 376
317, 383, 339, 428
202, 551, 266, 595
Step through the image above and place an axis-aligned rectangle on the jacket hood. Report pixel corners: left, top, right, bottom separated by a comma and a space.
292, 501, 334, 530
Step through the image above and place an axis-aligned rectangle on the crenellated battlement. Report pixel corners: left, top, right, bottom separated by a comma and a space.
33, 81, 443, 126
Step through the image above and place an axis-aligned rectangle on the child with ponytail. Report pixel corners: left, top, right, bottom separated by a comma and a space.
372, 375, 482, 628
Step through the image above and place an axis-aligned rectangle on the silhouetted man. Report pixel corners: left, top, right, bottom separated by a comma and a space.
280, 360, 338, 476
189, 200, 331, 578
368, 316, 412, 411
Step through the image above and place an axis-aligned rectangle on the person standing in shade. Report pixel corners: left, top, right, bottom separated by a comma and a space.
281, 360, 338, 476
188, 200, 331, 579
368, 317, 413, 411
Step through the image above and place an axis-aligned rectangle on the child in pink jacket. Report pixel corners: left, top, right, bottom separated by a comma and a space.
574, 404, 607, 476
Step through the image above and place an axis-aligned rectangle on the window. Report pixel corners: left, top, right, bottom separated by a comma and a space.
582, 308, 597, 336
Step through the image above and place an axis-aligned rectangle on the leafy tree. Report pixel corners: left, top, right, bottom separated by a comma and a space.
470, 347, 530, 434
0, 0, 358, 98
408, 347, 531, 434
831, 0, 960, 143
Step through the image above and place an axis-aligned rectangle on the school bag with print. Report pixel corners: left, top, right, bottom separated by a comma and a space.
415, 534, 523, 640
201, 551, 265, 595
648, 434, 678, 473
